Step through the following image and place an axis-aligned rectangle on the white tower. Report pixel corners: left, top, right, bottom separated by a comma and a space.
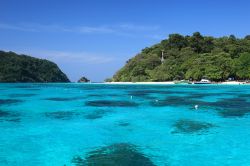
161, 50, 165, 64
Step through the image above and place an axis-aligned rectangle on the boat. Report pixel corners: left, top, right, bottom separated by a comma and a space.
194, 79, 211, 84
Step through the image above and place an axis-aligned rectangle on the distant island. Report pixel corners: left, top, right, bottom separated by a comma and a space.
112, 32, 250, 82
0, 51, 70, 83
78, 76, 90, 83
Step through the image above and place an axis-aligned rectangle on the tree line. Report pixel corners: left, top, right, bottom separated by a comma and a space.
0, 51, 70, 82
113, 32, 250, 82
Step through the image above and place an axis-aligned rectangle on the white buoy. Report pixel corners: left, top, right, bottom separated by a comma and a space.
130, 96, 133, 100
194, 105, 199, 110
155, 99, 158, 102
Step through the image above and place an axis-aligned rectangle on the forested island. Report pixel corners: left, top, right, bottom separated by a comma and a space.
0, 51, 70, 83
113, 32, 250, 82
78, 76, 90, 83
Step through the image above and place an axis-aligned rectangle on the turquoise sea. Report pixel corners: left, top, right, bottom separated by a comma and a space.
0, 83, 250, 166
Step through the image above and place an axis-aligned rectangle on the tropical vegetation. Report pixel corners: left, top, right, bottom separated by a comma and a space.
0, 51, 70, 82
113, 32, 250, 82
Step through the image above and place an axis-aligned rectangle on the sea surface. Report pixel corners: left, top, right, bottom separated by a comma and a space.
0, 83, 250, 166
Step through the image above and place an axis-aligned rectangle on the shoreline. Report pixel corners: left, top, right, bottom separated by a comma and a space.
104, 82, 175, 85
104, 81, 248, 85
0, 81, 248, 85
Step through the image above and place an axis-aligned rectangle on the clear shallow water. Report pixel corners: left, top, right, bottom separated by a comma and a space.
0, 83, 250, 166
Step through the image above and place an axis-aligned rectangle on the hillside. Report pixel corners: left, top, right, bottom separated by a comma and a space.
113, 32, 250, 82
0, 51, 70, 82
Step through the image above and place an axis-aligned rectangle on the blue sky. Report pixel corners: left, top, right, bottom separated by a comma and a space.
1, 0, 250, 82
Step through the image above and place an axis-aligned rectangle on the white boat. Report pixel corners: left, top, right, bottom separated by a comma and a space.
194, 79, 211, 84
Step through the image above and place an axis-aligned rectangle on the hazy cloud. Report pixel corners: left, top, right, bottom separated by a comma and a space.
119, 23, 159, 31
5, 49, 116, 65
0, 22, 162, 39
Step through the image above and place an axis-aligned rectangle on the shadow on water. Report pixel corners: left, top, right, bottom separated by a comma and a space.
85, 100, 139, 107
0, 110, 21, 122
71, 143, 156, 166
172, 119, 214, 134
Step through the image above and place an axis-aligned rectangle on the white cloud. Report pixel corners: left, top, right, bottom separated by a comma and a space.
77, 26, 115, 34
0, 23, 38, 32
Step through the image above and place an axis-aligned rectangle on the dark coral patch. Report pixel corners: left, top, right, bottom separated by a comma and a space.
87, 94, 120, 98
238, 94, 250, 98
44, 97, 83, 101
127, 89, 178, 97
87, 94, 103, 97
5, 118, 21, 122
0, 110, 20, 122
14, 85, 42, 90
72, 143, 156, 166
85, 100, 139, 107
151, 96, 207, 107
27, 88, 41, 91
128, 90, 157, 97
172, 119, 214, 134
45, 111, 79, 120
187, 92, 237, 99
150, 94, 250, 118
14, 85, 35, 89
0, 99, 22, 105
187, 93, 215, 99
218, 109, 247, 117
213, 98, 250, 117
118, 122, 130, 127
0, 110, 11, 117
8, 94, 36, 98
84, 110, 111, 120
71, 156, 86, 166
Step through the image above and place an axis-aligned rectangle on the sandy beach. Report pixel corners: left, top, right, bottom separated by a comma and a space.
105, 82, 175, 85
104, 81, 248, 85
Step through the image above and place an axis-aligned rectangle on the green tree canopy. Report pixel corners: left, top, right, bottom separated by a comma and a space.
113, 33, 250, 82
0, 51, 70, 82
